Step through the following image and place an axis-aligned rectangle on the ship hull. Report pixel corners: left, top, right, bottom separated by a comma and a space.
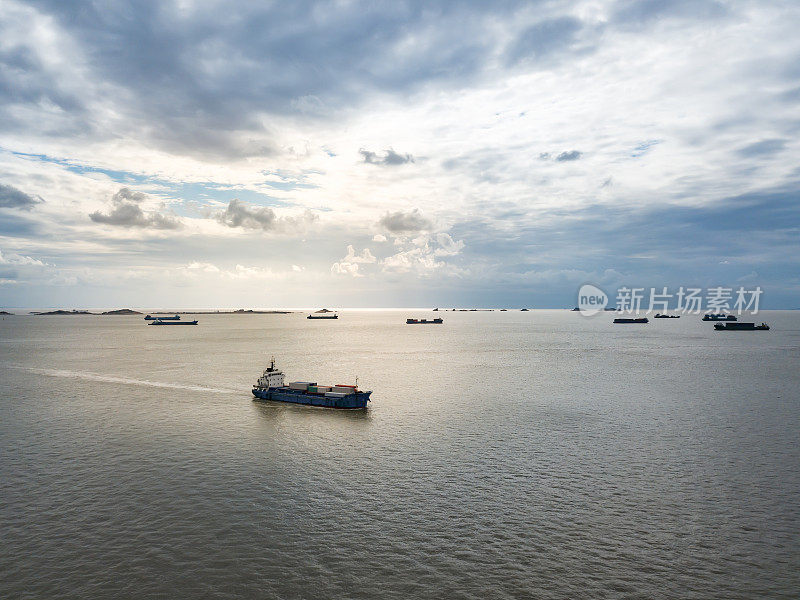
252, 388, 370, 409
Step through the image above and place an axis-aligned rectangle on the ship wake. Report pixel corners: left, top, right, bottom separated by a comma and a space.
8, 365, 239, 394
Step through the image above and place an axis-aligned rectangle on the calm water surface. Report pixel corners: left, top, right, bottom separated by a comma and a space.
1, 310, 798, 599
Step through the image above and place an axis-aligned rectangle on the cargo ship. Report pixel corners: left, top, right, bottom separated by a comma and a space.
406, 318, 443, 324
654, 313, 680, 319
703, 313, 737, 321
252, 358, 371, 409
307, 310, 338, 319
145, 314, 180, 320
713, 322, 770, 331
149, 318, 198, 325
614, 317, 648, 323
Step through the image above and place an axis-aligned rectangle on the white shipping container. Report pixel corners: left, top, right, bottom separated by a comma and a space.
315, 386, 332, 392
325, 392, 347, 398
331, 386, 354, 394
289, 382, 310, 390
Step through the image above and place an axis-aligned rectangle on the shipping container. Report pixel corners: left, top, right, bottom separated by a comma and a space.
289, 382, 314, 390
324, 392, 347, 398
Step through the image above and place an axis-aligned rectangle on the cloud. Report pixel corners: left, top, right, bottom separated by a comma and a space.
555, 150, 582, 162
216, 199, 317, 231
89, 188, 181, 229
0, 249, 48, 267
217, 198, 277, 230
379, 209, 432, 233
186, 261, 220, 273
6, 3, 508, 162
180, 261, 287, 281
331, 244, 376, 277
0, 183, 41, 209
434, 233, 465, 256
612, 0, 729, 26
360, 148, 414, 166
331, 261, 361, 277
372, 234, 387, 242
505, 17, 586, 66
381, 231, 465, 275
737, 139, 787, 157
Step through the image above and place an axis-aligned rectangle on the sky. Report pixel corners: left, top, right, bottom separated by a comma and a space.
0, 0, 799, 309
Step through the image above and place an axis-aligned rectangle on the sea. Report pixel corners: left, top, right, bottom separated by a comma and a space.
1, 310, 798, 599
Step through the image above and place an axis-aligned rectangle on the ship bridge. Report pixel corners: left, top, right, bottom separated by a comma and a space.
256, 358, 285, 389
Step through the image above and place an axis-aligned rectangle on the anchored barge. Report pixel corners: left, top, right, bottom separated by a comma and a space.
714, 322, 770, 331
614, 317, 649, 324
703, 313, 737, 321
149, 318, 197, 325
252, 359, 371, 409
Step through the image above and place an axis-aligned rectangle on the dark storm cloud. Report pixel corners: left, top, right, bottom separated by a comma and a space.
90, 188, 181, 229
379, 209, 432, 233
737, 139, 787, 157
9, 1, 542, 161
555, 150, 582, 162
0, 183, 41, 209
360, 148, 414, 166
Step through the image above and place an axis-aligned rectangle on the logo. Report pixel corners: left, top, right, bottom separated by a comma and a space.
578, 283, 608, 315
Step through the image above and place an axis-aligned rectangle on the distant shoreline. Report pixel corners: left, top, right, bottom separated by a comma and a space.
26, 309, 293, 316
148, 310, 293, 315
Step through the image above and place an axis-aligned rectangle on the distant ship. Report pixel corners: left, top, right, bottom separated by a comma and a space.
149, 318, 197, 325
145, 314, 180, 320
614, 317, 649, 323
654, 313, 680, 319
406, 318, 443, 324
252, 359, 371, 409
703, 314, 737, 321
307, 313, 338, 319
714, 322, 769, 331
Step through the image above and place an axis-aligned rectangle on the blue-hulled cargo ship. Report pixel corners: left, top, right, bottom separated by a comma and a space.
252, 359, 372, 409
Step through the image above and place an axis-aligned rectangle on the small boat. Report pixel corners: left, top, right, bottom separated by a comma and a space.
654, 313, 680, 319
613, 317, 648, 324
406, 318, 443, 324
714, 322, 769, 331
703, 313, 737, 321
145, 314, 180, 320
149, 319, 198, 325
